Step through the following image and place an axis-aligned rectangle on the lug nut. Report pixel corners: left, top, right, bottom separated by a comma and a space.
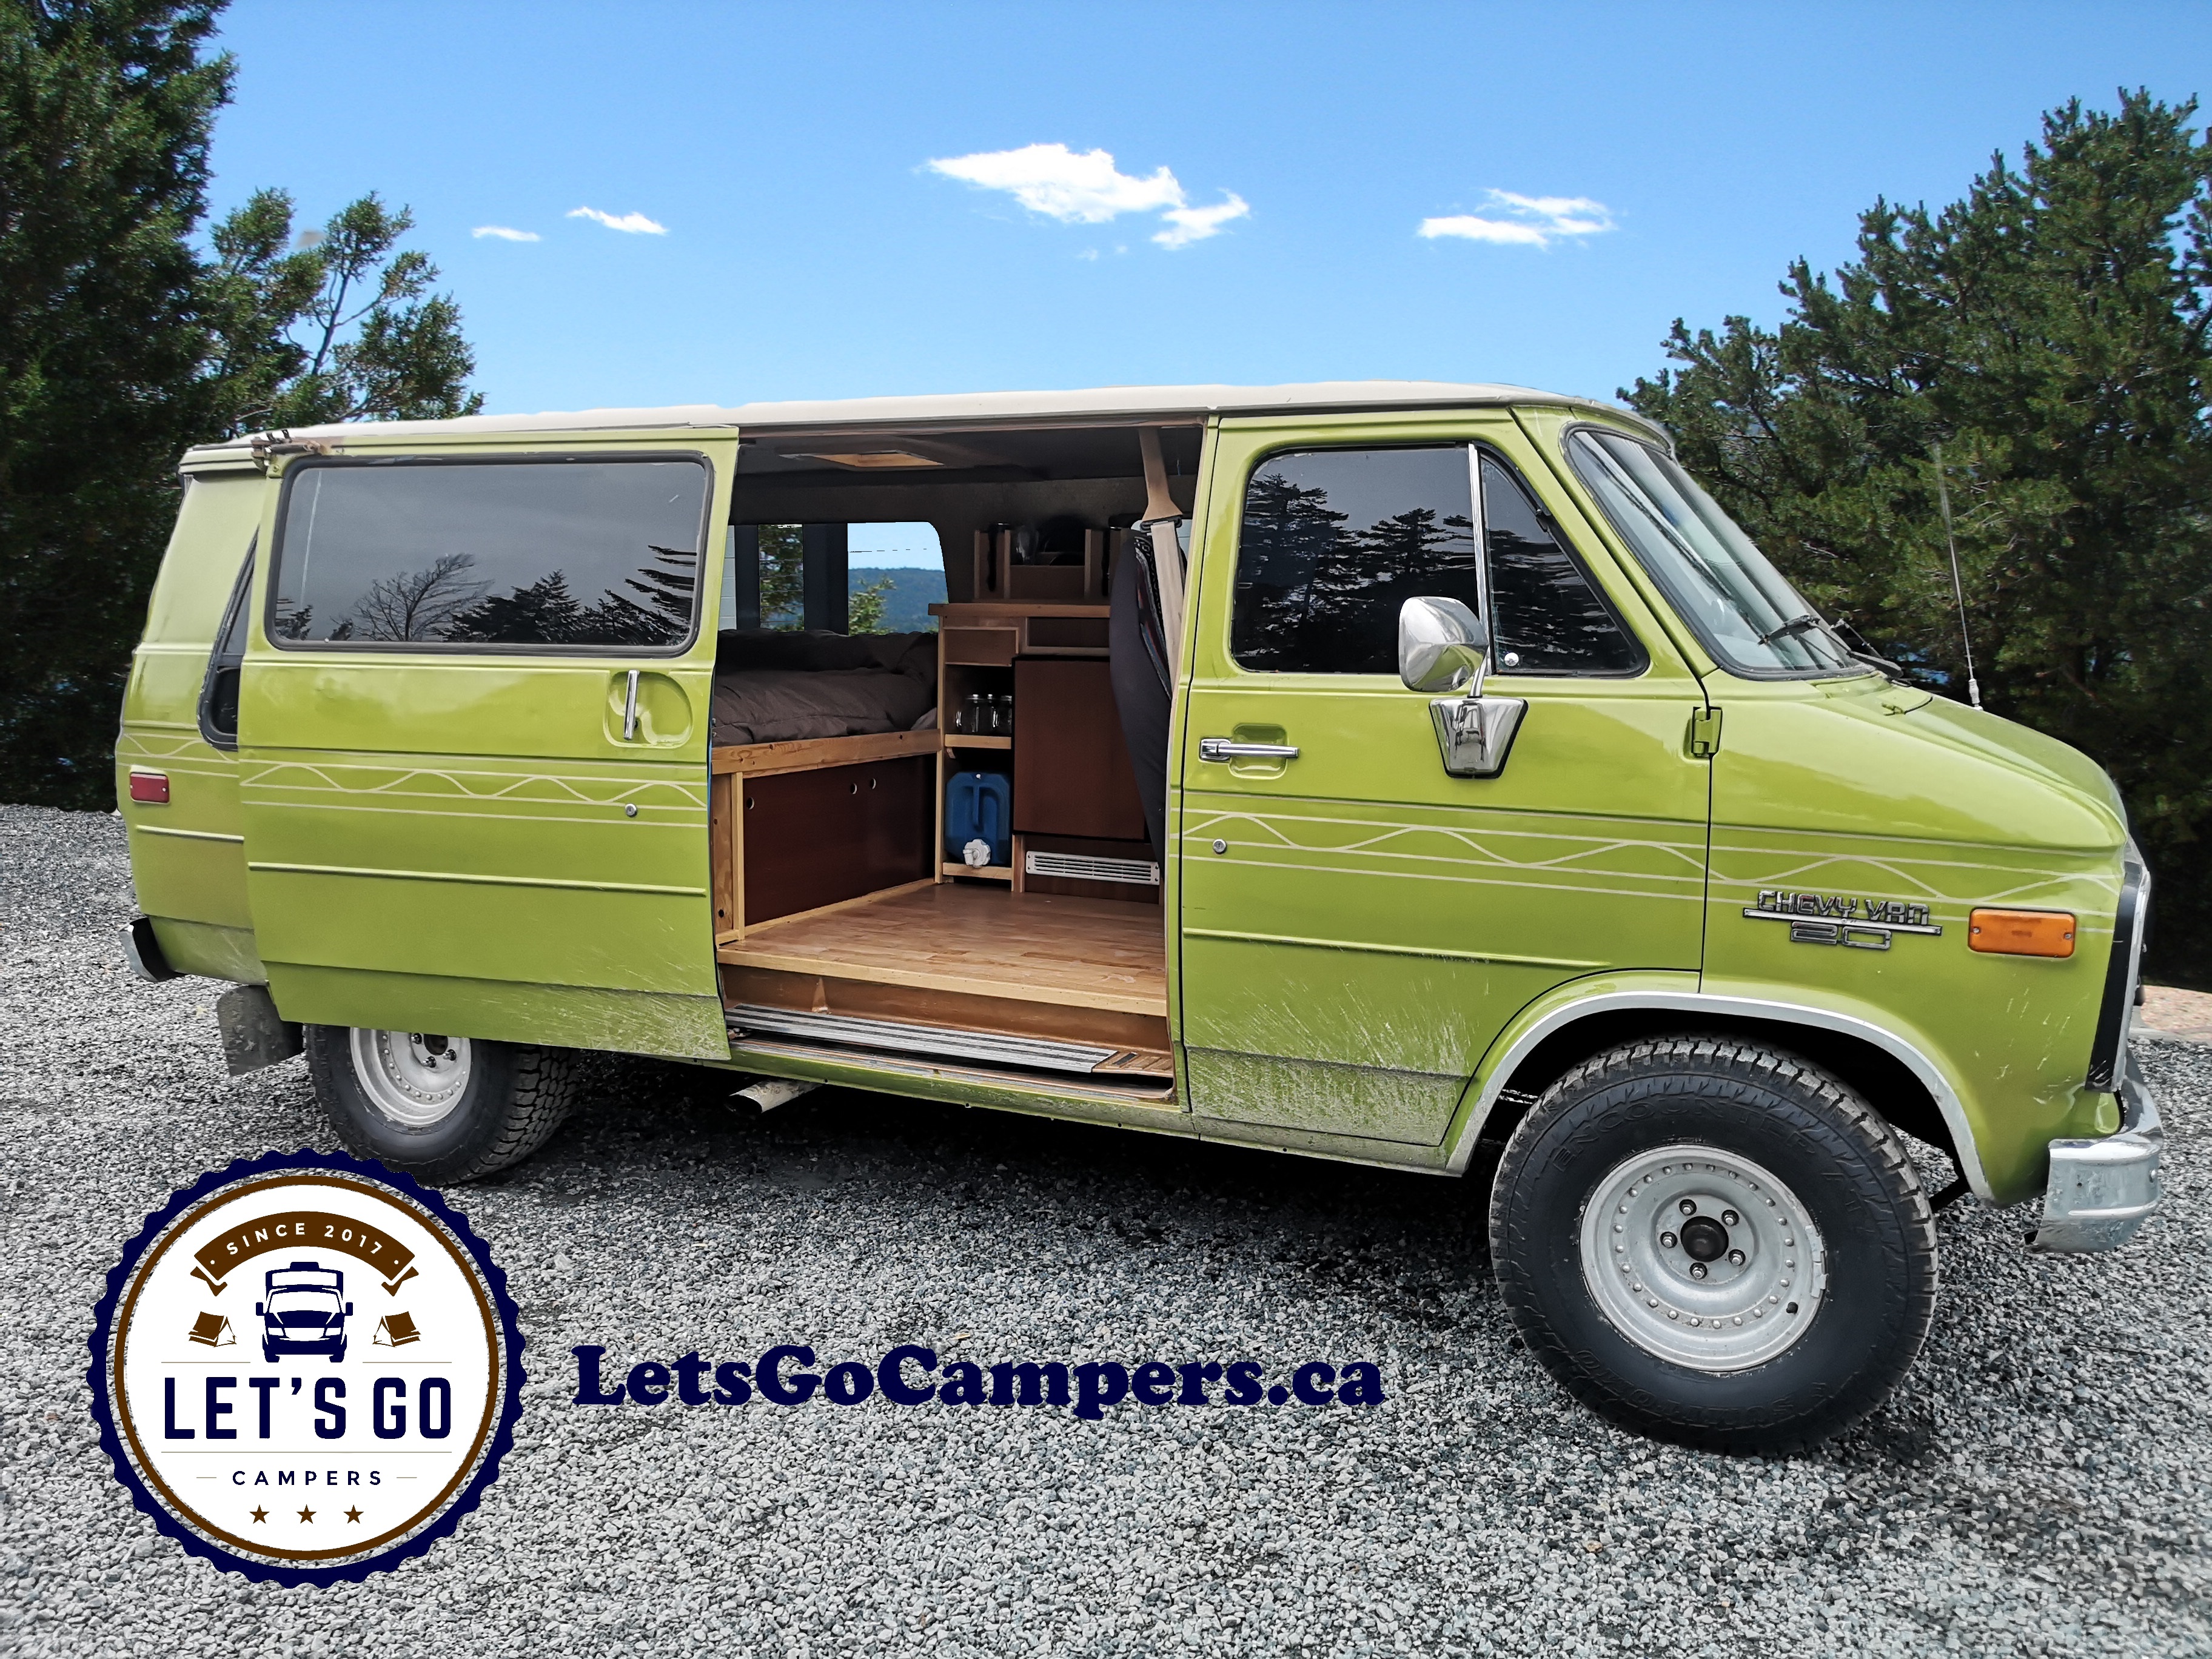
1728, 1248, 1746, 1267
1721, 1209, 1740, 1227
1678, 1199, 1697, 1216
1659, 1231, 1678, 1250
1689, 1262, 1709, 1280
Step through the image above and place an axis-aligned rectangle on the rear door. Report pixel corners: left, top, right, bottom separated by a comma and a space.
238, 438, 736, 1056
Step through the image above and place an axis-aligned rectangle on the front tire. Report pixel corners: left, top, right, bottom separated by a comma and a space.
1490, 1034, 1937, 1452
303, 1026, 574, 1184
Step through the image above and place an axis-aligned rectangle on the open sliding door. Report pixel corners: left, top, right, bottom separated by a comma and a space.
237, 434, 739, 1056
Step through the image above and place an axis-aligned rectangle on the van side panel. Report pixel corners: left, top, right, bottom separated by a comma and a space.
117, 469, 267, 981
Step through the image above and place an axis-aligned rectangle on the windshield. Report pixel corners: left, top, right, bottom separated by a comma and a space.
269, 1289, 340, 1327
1567, 429, 1860, 677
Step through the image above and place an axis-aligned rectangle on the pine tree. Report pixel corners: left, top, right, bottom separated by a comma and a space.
757, 525, 805, 628
848, 574, 894, 634
1627, 93, 2212, 987
0, 2, 487, 805
205, 189, 483, 435
0, 0, 230, 804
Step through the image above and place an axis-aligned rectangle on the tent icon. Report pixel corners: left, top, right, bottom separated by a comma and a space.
374, 1312, 422, 1348
187, 1312, 234, 1347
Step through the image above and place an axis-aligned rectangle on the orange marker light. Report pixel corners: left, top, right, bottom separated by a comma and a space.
1967, 908, 2075, 958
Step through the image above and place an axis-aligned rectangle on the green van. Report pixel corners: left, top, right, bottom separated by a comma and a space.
117, 382, 2161, 1449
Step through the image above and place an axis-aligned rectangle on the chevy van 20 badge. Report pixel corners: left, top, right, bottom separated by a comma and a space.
89, 1150, 523, 1584
115, 381, 2163, 1451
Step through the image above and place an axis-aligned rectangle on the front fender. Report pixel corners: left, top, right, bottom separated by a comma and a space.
1443, 972, 2002, 1202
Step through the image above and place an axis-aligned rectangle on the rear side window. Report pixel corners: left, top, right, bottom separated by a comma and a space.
197, 546, 253, 748
268, 457, 711, 651
1230, 445, 1641, 675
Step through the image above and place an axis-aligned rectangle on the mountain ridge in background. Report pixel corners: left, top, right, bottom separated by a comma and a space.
851, 566, 947, 632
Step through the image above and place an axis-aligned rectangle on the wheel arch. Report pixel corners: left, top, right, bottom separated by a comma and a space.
1446, 989, 1988, 1201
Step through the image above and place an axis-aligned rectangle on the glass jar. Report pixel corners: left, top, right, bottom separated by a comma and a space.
960, 692, 983, 736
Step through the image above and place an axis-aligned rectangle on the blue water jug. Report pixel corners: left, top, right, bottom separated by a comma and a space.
944, 771, 1011, 868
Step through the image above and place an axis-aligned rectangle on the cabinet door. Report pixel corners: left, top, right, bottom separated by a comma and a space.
1013, 659, 1149, 840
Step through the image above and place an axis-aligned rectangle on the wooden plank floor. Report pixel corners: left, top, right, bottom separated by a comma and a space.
717, 883, 1168, 1017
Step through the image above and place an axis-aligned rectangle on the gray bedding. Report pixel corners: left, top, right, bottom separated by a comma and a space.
709, 629, 937, 747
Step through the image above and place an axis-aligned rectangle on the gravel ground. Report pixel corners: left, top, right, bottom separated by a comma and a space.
2, 801, 2207, 1658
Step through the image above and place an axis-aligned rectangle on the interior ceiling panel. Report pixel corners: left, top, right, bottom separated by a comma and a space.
738, 424, 1203, 486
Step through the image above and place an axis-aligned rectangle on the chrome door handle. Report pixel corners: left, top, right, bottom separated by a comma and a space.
622, 669, 641, 740
1198, 737, 1299, 762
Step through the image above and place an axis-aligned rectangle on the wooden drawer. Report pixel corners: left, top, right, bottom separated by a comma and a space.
942, 626, 1018, 666
1022, 615, 1110, 654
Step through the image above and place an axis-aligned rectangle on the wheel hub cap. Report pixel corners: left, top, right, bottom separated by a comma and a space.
1578, 1145, 1828, 1373
349, 1029, 474, 1128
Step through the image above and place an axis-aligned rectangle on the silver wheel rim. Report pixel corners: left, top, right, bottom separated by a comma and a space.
348, 1028, 474, 1128
1578, 1143, 1828, 1373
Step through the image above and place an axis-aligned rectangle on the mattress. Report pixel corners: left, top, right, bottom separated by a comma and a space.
710, 629, 937, 746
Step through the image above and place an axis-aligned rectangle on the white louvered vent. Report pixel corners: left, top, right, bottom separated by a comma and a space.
1025, 851, 1161, 886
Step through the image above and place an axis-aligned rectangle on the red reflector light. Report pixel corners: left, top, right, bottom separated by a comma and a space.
129, 772, 170, 805
1968, 908, 2075, 958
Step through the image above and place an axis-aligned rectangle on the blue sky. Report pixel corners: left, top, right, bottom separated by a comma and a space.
209, 1, 2205, 433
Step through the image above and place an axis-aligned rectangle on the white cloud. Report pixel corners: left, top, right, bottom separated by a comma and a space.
1418, 215, 1550, 246
1155, 193, 1250, 249
568, 206, 668, 235
1420, 190, 1614, 248
927, 142, 1248, 247
472, 225, 540, 242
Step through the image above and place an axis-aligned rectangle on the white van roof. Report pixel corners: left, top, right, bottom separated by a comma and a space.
181, 380, 1664, 468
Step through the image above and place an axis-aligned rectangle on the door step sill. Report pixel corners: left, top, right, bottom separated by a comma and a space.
725, 1004, 1173, 1083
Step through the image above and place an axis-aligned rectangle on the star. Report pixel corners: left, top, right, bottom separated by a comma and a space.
297, 1506, 315, 1523
249, 1506, 268, 1523
344, 1506, 363, 1523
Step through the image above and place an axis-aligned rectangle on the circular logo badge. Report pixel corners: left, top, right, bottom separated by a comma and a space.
88, 1149, 523, 1585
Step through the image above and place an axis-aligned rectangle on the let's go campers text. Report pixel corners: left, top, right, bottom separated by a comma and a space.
571, 1346, 1387, 1423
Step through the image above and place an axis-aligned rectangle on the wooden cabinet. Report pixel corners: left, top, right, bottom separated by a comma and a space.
1013, 659, 1148, 842
743, 755, 933, 926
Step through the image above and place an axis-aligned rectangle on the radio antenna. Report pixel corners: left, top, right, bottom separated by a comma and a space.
1932, 441, 1982, 711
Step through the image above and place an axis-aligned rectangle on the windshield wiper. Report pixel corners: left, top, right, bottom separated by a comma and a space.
1757, 612, 1828, 646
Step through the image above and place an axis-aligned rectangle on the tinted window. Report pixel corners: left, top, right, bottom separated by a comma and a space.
269, 458, 709, 649
1230, 446, 1643, 676
1231, 447, 1479, 674
197, 548, 254, 748
1482, 458, 1643, 675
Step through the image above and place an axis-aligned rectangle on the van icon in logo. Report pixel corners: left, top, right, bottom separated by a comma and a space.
88, 1148, 523, 1586
258, 1261, 352, 1364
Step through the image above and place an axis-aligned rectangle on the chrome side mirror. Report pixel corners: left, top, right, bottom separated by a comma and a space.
1398, 596, 1490, 697
1398, 595, 1525, 779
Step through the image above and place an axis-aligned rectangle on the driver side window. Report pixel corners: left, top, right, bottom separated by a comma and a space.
1228, 444, 1642, 675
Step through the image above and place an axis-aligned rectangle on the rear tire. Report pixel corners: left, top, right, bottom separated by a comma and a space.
303, 1025, 574, 1184
1489, 1033, 1936, 1452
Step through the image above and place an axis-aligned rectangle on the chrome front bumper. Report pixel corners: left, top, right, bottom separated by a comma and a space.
2030, 1055, 2164, 1252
